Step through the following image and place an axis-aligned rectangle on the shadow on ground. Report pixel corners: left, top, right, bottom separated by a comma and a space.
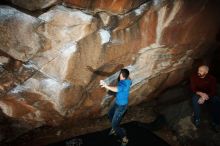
48, 120, 170, 146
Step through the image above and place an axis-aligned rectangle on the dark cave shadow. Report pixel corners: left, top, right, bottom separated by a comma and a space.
48, 115, 169, 146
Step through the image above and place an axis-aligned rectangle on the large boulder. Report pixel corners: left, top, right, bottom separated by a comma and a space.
0, 0, 220, 145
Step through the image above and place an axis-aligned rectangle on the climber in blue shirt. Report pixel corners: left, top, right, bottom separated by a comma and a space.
100, 68, 131, 146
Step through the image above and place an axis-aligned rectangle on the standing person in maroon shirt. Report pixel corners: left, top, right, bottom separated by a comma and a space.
190, 65, 220, 132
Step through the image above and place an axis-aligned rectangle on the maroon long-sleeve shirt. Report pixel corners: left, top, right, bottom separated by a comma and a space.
190, 73, 217, 97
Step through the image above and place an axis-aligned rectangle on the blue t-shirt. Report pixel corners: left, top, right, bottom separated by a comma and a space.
116, 79, 132, 105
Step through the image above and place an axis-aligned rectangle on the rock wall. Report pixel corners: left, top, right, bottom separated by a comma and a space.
0, 0, 220, 144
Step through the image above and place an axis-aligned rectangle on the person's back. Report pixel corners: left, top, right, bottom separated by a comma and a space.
116, 79, 132, 106
100, 68, 131, 145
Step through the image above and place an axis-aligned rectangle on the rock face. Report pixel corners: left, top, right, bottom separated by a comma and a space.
0, 0, 220, 145
0, 6, 42, 61
6, 0, 59, 11
63, 0, 148, 14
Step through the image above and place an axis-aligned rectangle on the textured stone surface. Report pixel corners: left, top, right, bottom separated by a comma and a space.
7, 0, 59, 11
0, 0, 220, 145
63, 0, 148, 14
33, 6, 98, 80
0, 6, 42, 61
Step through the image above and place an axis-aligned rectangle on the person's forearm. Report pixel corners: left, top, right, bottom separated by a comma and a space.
105, 85, 118, 92
196, 91, 209, 100
196, 91, 202, 96
196, 91, 206, 96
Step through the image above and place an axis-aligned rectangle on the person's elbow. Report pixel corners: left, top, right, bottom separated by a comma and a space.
109, 86, 118, 92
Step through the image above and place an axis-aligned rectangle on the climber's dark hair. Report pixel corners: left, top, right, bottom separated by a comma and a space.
120, 68, 129, 79
117, 68, 130, 81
